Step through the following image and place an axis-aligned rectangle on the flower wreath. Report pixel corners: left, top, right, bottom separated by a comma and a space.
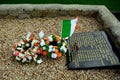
12, 31, 68, 64
12, 32, 42, 64
39, 35, 68, 58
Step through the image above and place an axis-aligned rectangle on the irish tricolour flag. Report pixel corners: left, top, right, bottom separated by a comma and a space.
61, 16, 79, 39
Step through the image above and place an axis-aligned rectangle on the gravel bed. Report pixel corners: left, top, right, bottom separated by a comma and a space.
0, 16, 120, 80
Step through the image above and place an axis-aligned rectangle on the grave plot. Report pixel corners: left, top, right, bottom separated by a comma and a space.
0, 4, 120, 80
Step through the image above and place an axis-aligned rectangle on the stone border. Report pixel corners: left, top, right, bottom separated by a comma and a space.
0, 4, 120, 43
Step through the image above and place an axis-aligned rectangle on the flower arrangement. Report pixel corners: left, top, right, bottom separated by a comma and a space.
39, 35, 68, 58
12, 32, 42, 64
12, 31, 68, 64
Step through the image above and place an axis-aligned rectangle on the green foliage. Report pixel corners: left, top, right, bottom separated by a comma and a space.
52, 35, 56, 41
0, 0, 120, 11
47, 52, 52, 58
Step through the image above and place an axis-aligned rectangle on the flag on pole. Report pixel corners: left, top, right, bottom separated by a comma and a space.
61, 16, 79, 39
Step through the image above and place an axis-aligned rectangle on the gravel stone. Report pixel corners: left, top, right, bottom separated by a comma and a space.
0, 16, 119, 80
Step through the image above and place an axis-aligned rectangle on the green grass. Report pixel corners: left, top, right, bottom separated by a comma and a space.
0, 0, 120, 11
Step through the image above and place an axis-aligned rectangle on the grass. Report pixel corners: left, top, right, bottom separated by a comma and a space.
0, 0, 120, 11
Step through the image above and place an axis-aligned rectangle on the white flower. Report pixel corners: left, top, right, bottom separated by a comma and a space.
32, 40, 37, 47
51, 53, 57, 58
39, 31, 44, 39
26, 43, 29, 47
21, 41, 24, 45
20, 49, 24, 52
40, 39, 45, 46
48, 35, 53, 42
52, 48, 55, 51
22, 58, 27, 62
42, 46, 46, 50
35, 46, 38, 49
32, 48, 37, 52
60, 46, 67, 53
62, 43, 66, 46
19, 53, 25, 58
18, 44, 21, 46
37, 59, 43, 64
16, 56, 21, 61
33, 55, 38, 61
49, 45, 53, 48
27, 56, 32, 60
57, 41, 60, 44
26, 38, 30, 41
17, 47, 22, 50
48, 45, 53, 52
48, 48, 52, 52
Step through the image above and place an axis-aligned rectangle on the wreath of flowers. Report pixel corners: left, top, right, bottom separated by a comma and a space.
39, 35, 68, 58
12, 31, 68, 64
12, 33, 42, 64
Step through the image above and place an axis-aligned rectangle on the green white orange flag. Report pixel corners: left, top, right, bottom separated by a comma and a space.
61, 16, 79, 39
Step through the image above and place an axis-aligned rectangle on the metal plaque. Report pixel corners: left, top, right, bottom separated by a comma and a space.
67, 31, 120, 69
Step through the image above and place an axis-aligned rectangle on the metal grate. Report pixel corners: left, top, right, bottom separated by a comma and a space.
67, 31, 120, 69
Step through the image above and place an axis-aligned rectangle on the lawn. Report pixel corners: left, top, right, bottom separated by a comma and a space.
0, 0, 120, 11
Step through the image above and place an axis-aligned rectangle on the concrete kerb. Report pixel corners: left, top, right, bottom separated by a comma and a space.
0, 4, 120, 42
